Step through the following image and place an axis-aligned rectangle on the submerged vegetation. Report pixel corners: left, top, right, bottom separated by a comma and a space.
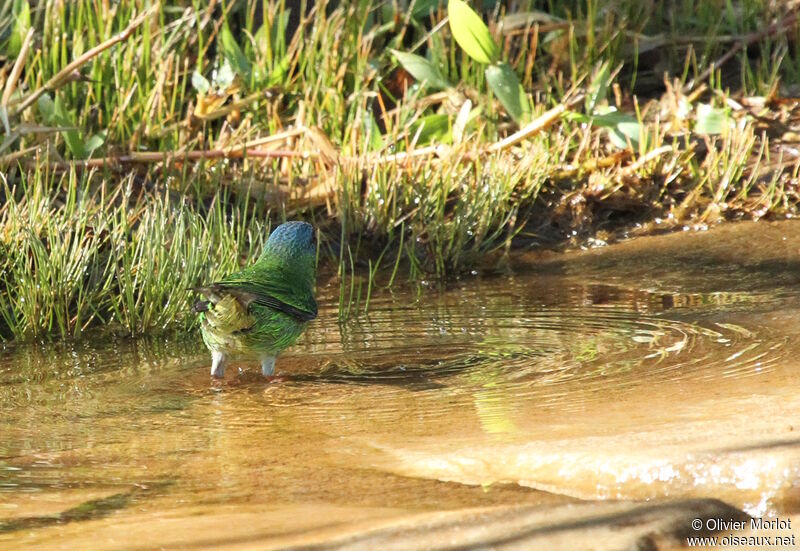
1, 0, 800, 338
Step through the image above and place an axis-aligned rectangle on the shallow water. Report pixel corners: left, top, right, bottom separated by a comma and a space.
3, 221, 800, 549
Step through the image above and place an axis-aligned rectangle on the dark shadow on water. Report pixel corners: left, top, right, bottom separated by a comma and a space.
288, 373, 448, 391
277, 499, 750, 551
0, 493, 133, 534
277, 351, 537, 391
0, 482, 171, 534
214, 365, 450, 392
461, 499, 750, 550
714, 437, 800, 454
223, 349, 527, 391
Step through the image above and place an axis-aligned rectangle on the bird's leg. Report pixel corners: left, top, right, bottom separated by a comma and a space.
210, 351, 228, 378
261, 356, 276, 377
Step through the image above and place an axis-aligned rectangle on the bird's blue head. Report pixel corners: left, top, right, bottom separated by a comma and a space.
259, 221, 317, 265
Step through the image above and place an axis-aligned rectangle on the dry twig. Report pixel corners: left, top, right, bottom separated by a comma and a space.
486, 94, 584, 153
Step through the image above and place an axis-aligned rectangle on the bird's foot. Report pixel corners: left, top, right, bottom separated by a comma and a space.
210, 351, 228, 378
263, 374, 287, 384
261, 356, 276, 377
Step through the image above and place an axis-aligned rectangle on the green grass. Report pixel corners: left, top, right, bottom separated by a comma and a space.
0, 169, 267, 339
2, 0, 800, 339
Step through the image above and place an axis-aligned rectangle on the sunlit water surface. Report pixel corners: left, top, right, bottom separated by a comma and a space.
3, 221, 800, 549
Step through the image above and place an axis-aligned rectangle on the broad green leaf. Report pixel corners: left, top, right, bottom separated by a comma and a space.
591, 108, 645, 149
391, 50, 452, 90
38, 93, 91, 158
447, 0, 499, 64
191, 71, 210, 94
564, 111, 591, 124
254, 23, 269, 60
586, 61, 611, 113
485, 62, 530, 123
409, 113, 452, 145
37, 94, 56, 123
265, 54, 292, 87
411, 0, 442, 19
364, 115, 384, 151
5, 0, 30, 57
695, 103, 731, 135
254, 9, 291, 67
84, 131, 107, 158
608, 119, 643, 149
220, 23, 252, 79
53, 96, 85, 158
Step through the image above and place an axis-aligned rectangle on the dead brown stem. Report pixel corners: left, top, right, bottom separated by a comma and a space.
30, 148, 312, 171
2, 27, 35, 108
486, 94, 584, 153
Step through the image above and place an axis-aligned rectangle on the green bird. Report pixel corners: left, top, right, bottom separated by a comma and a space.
194, 221, 318, 378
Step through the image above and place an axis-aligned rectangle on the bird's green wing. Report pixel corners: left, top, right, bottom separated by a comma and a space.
214, 263, 317, 322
